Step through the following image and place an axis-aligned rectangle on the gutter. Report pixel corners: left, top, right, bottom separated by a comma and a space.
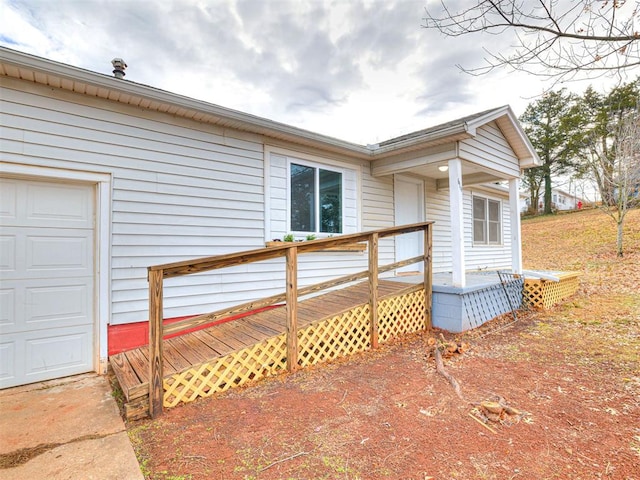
0, 47, 373, 158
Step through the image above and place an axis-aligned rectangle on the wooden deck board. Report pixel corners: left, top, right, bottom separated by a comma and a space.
109, 280, 414, 406
166, 335, 218, 365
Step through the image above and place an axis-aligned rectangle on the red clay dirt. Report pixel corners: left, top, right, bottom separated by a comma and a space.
126, 208, 640, 479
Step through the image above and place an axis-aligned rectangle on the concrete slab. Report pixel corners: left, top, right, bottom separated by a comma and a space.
0, 374, 143, 479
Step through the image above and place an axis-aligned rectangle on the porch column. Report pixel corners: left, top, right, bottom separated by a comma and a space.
448, 158, 465, 287
509, 177, 523, 274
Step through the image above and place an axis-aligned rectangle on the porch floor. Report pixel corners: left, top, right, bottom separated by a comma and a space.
109, 279, 421, 419
390, 270, 516, 292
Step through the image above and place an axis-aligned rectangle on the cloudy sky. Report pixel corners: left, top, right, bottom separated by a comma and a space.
0, 0, 623, 145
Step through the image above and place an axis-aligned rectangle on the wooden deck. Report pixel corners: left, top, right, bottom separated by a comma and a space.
110, 279, 423, 419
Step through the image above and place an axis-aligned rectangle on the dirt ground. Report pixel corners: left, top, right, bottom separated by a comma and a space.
128, 208, 640, 480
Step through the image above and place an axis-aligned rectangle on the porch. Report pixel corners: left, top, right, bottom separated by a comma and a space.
391, 271, 525, 333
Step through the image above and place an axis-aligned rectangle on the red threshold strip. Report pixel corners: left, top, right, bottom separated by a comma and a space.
108, 305, 281, 355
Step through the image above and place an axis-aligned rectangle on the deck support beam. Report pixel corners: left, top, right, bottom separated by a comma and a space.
368, 233, 379, 348
286, 246, 299, 371
148, 268, 164, 418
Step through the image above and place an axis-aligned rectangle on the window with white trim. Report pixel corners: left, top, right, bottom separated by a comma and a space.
473, 196, 501, 245
290, 162, 343, 234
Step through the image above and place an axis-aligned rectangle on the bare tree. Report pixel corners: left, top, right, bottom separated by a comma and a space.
599, 108, 640, 256
423, 0, 640, 83
522, 165, 544, 213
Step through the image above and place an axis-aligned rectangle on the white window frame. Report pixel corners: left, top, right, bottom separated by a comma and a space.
287, 158, 345, 236
472, 195, 502, 245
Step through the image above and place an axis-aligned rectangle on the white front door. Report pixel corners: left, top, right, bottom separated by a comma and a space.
394, 176, 425, 274
0, 178, 95, 388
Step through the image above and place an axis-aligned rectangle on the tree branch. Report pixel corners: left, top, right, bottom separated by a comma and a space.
423, 0, 640, 81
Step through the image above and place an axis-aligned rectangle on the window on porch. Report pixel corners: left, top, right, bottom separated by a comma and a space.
473, 196, 501, 245
290, 162, 343, 234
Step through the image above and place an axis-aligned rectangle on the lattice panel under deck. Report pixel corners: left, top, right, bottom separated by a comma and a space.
163, 333, 287, 407
379, 289, 426, 344
523, 279, 544, 308
524, 273, 580, 309
297, 305, 371, 368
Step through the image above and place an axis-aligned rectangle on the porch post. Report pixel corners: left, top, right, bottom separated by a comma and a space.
368, 233, 379, 349
285, 246, 299, 372
509, 177, 523, 274
448, 158, 466, 287
423, 224, 433, 330
148, 268, 164, 418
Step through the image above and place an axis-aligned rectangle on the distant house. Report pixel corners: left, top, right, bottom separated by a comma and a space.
521, 188, 585, 212
0, 47, 540, 389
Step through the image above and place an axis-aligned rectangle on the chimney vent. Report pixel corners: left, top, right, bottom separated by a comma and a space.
111, 58, 127, 79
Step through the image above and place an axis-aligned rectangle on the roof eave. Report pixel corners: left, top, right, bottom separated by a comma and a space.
370, 123, 472, 158
0, 47, 373, 159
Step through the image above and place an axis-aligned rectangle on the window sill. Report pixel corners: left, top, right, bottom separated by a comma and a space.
265, 241, 367, 252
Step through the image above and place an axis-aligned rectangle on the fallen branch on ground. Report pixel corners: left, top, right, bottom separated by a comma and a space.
257, 450, 311, 472
428, 335, 527, 428
433, 344, 466, 402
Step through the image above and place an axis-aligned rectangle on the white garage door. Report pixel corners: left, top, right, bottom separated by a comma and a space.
0, 178, 95, 388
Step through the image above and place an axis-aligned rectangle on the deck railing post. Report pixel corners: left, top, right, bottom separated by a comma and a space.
423, 225, 433, 331
148, 268, 164, 418
285, 246, 298, 372
368, 232, 379, 348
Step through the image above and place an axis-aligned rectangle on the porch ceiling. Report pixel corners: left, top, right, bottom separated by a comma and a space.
373, 154, 506, 186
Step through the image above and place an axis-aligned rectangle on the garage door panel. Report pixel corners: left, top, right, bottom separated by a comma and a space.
0, 288, 16, 328
26, 182, 93, 228
0, 177, 95, 388
0, 326, 92, 388
1, 277, 91, 334
0, 340, 17, 383
26, 282, 91, 329
0, 227, 93, 279
0, 180, 17, 219
0, 236, 16, 271
27, 233, 93, 272
25, 328, 91, 374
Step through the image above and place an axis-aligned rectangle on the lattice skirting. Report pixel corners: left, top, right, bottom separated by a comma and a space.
523, 273, 580, 309
162, 288, 427, 408
297, 304, 371, 368
378, 289, 426, 343
163, 333, 287, 407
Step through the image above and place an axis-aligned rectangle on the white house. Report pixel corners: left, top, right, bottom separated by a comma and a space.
521, 187, 586, 212
0, 47, 540, 389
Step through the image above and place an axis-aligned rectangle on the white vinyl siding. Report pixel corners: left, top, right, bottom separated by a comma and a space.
2, 80, 269, 325
424, 179, 452, 273
361, 165, 395, 267
425, 182, 512, 273
459, 123, 520, 177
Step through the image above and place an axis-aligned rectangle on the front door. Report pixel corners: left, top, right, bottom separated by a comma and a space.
394, 176, 424, 274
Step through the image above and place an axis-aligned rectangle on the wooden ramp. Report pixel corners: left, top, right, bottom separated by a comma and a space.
110, 280, 427, 419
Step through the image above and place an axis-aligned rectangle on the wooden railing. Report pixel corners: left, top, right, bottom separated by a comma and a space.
147, 222, 433, 417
